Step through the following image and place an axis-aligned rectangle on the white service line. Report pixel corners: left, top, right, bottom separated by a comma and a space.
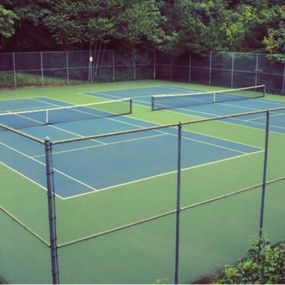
63, 149, 264, 200
0, 140, 97, 193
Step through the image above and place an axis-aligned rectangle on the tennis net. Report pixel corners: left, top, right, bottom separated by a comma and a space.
151, 85, 266, 111
0, 98, 132, 129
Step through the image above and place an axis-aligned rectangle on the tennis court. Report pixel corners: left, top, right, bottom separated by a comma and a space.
1, 81, 285, 284
0, 96, 261, 198
86, 84, 285, 134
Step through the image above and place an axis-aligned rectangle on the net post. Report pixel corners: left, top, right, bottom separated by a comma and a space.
44, 138, 60, 284
129, 98, 133, 114
12, 52, 17, 88
174, 122, 182, 284
40, 52, 44, 86
151, 96, 154, 111
258, 110, 270, 246
45, 109, 49, 125
213, 92, 216, 103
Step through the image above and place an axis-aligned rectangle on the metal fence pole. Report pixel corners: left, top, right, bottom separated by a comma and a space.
40, 52, 44, 86
231, 53, 235, 88
170, 54, 173, 81
112, 50, 115, 82
66, 51, 69, 85
12, 52, 17, 88
133, 49, 136, 80
188, 51, 192, 83
174, 123, 182, 284
89, 50, 93, 84
255, 53, 259, 86
153, 49, 156, 80
44, 138, 60, 284
209, 51, 212, 86
258, 111, 270, 243
282, 62, 285, 94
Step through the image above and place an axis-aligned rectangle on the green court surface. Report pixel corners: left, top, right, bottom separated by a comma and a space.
0, 80, 285, 283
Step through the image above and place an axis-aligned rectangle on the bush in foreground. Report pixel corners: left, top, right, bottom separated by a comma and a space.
215, 240, 285, 284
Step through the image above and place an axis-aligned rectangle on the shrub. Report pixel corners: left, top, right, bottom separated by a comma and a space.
215, 240, 285, 284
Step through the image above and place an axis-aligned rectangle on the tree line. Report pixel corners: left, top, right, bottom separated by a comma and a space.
0, 0, 284, 58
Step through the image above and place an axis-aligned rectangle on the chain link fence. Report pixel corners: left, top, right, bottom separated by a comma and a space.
1, 50, 284, 94
1, 106, 285, 283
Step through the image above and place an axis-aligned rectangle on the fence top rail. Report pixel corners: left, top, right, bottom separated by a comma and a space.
0, 123, 43, 143
0, 98, 132, 117
52, 105, 285, 145
0, 49, 117, 56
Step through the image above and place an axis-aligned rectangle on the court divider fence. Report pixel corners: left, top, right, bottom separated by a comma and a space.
1, 49, 285, 94
0, 106, 285, 283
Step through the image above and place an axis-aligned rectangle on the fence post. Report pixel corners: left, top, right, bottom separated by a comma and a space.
133, 49, 136, 80
281, 62, 285, 94
258, 111, 270, 243
112, 50, 115, 82
66, 51, 69, 85
153, 49, 156, 80
44, 138, 60, 284
188, 51, 192, 83
174, 123, 182, 284
255, 53, 259, 86
231, 53, 235, 88
12, 52, 17, 88
170, 54, 173, 81
88, 50, 93, 83
209, 51, 212, 86
40, 52, 44, 86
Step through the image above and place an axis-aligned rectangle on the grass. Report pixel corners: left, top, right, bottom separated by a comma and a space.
0, 80, 285, 283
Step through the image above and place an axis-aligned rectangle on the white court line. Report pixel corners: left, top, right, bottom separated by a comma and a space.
30, 97, 62, 107
8, 97, 107, 145
0, 97, 36, 102
37, 122, 252, 158
173, 106, 285, 134
243, 111, 285, 122
33, 133, 166, 158
0, 95, 270, 200
88, 91, 148, 105
38, 96, 264, 154
0, 140, 97, 193
62, 149, 264, 200
108, 108, 264, 149
0, 160, 65, 200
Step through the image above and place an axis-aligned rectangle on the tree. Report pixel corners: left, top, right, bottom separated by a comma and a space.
0, 6, 17, 41
262, 4, 285, 61
1, 0, 55, 51
44, 0, 175, 50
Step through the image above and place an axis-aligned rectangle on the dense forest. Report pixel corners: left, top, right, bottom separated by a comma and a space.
0, 0, 284, 57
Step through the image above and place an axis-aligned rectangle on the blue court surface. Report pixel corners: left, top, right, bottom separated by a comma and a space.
0, 95, 264, 199
86, 86, 285, 134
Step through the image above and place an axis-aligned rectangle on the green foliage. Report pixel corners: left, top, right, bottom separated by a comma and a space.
0, 6, 17, 39
43, 0, 174, 49
0, 72, 83, 88
0, 0, 284, 55
215, 240, 285, 284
